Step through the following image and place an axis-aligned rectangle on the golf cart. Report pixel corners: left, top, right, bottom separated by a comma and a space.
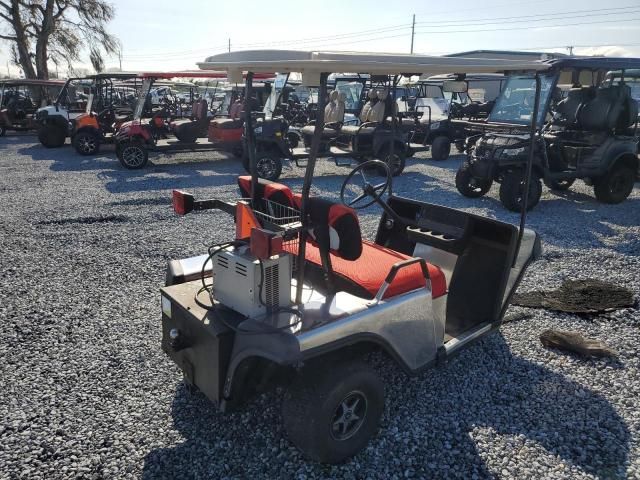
289, 74, 421, 177
160, 50, 546, 463
455, 57, 640, 211
114, 71, 273, 169
398, 73, 505, 161
36, 73, 138, 148
0, 79, 65, 136
70, 74, 139, 155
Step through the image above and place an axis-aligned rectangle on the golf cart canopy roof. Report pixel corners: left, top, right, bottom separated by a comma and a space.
86, 72, 139, 80
137, 71, 274, 80
198, 50, 548, 78
0, 78, 66, 86
543, 57, 640, 72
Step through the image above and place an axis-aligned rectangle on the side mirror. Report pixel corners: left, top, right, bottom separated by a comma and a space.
443, 80, 468, 93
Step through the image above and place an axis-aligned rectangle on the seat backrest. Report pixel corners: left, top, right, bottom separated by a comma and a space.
360, 90, 377, 122
554, 87, 594, 126
237, 175, 295, 208
307, 197, 362, 261
193, 99, 209, 121
368, 90, 387, 123
324, 90, 340, 123
578, 85, 627, 131
335, 92, 346, 123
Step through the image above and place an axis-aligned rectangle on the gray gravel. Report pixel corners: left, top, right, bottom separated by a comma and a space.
0, 136, 639, 479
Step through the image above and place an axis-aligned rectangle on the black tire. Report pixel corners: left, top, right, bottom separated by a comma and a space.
499, 169, 543, 212
455, 163, 492, 198
544, 178, 575, 191
38, 124, 66, 148
593, 163, 635, 204
117, 140, 148, 169
378, 146, 406, 177
282, 361, 384, 464
255, 151, 282, 181
286, 131, 301, 149
72, 130, 101, 156
430, 135, 451, 161
455, 141, 465, 154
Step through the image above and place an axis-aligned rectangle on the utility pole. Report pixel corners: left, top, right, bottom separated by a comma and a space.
410, 14, 415, 54
118, 48, 123, 71
228, 38, 231, 53
567, 45, 574, 56
6, 61, 9, 77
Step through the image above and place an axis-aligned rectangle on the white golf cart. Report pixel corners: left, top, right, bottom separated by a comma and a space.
161, 50, 546, 463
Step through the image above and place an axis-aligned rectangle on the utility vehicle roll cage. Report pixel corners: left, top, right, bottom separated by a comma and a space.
197, 50, 548, 301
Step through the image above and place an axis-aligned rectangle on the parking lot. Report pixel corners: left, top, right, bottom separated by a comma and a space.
1, 135, 639, 479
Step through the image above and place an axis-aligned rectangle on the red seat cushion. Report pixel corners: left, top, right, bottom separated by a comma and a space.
286, 239, 446, 299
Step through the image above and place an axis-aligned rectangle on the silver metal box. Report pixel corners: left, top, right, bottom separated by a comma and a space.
212, 246, 292, 318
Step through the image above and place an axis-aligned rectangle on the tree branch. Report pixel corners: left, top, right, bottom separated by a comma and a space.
0, 33, 17, 40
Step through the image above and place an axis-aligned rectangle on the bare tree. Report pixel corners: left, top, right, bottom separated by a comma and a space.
0, 0, 118, 79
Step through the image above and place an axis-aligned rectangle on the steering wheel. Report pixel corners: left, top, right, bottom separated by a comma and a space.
340, 160, 392, 210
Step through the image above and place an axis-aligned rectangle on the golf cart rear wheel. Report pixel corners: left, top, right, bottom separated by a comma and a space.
593, 163, 635, 204
499, 169, 542, 212
72, 131, 100, 156
379, 147, 406, 177
38, 124, 66, 148
544, 178, 575, 191
118, 141, 148, 169
282, 361, 384, 464
456, 163, 492, 198
430, 136, 451, 161
255, 153, 282, 181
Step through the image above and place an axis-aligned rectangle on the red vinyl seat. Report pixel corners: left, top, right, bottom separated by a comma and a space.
285, 240, 446, 300
237, 177, 447, 300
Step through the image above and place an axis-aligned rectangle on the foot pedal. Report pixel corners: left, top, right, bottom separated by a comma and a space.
334, 157, 352, 167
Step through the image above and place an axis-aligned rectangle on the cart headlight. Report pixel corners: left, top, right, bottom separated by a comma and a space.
169, 328, 180, 340
254, 126, 262, 134
430, 121, 440, 130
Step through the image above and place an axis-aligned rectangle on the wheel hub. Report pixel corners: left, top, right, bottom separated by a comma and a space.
330, 391, 368, 441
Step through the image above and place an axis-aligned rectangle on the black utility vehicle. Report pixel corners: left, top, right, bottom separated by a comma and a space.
455, 58, 640, 211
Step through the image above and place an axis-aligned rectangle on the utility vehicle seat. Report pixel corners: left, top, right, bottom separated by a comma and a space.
553, 86, 595, 127
171, 99, 209, 139
286, 197, 447, 299
578, 85, 629, 131
236, 178, 447, 299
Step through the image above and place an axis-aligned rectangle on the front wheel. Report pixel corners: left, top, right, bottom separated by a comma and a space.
499, 169, 542, 212
430, 135, 451, 161
38, 124, 66, 148
117, 140, 148, 169
455, 163, 492, 198
282, 361, 384, 464
593, 162, 635, 204
544, 178, 575, 191
72, 130, 101, 155
255, 152, 282, 181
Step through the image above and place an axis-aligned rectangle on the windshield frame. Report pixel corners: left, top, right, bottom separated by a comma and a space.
488, 73, 557, 126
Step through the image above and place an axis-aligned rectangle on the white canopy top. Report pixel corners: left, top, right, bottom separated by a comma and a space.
198, 50, 548, 79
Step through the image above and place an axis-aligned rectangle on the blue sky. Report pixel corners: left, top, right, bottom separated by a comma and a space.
2, 0, 640, 75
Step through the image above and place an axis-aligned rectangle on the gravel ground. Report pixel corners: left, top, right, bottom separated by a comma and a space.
0, 136, 639, 480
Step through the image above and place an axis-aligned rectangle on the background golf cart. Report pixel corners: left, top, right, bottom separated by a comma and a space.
114, 71, 274, 169
36, 73, 138, 148
70, 73, 140, 155
162, 49, 548, 463
455, 57, 640, 212
0, 79, 65, 136
397, 73, 506, 161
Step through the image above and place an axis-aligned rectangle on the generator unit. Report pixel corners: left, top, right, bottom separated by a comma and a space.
211, 245, 292, 318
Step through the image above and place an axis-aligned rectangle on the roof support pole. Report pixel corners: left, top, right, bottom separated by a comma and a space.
514, 74, 541, 265
243, 72, 258, 206
295, 72, 328, 304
